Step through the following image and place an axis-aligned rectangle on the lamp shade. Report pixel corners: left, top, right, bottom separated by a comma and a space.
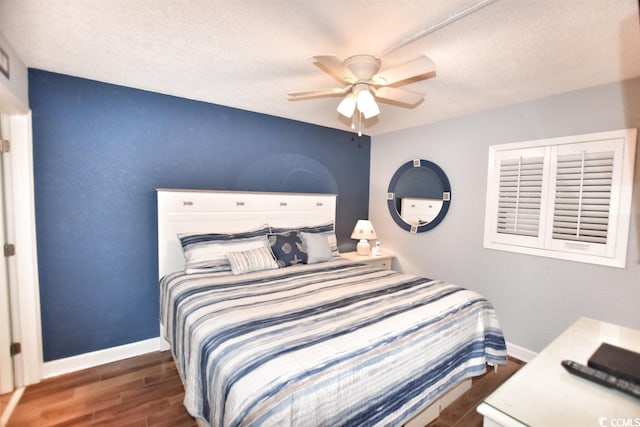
351, 220, 377, 240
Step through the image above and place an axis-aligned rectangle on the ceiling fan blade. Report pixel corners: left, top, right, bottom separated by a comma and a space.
288, 86, 351, 99
371, 86, 424, 106
371, 55, 436, 85
312, 56, 358, 84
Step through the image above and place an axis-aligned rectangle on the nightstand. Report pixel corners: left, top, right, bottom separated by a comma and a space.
341, 251, 394, 270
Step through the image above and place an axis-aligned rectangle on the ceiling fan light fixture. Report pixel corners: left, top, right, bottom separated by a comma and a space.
356, 89, 380, 119
293, 50, 437, 131
337, 93, 356, 118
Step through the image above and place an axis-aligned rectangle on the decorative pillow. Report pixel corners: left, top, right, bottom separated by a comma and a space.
270, 222, 339, 255
268, 231, 308, 267
179, 225, 270, 274
227, 246, 279, 275
299, 232, 333, 264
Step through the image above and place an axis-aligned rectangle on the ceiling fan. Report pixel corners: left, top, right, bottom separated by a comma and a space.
287, 0, 498, 135
288, 54, 435, 133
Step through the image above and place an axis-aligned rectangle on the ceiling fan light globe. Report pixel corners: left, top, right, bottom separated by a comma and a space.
337, 93, 356, 118
357, 90, 380, 119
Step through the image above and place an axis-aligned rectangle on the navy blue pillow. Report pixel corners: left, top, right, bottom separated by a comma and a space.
269, 223, 339, 255
268, 231, 308, 267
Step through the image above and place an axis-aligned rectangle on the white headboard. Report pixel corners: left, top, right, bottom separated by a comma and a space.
156, 189, 337, 278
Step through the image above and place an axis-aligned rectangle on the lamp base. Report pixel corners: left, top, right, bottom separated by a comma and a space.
356, 239, 371, 256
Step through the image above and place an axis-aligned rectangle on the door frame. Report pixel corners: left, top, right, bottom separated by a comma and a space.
0, 108, 42, 387
0, 114, 12, 393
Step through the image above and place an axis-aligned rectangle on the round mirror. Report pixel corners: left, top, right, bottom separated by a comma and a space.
386, 159, 451, 233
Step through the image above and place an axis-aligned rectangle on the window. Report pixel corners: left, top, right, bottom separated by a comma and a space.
484, 129, 636, 268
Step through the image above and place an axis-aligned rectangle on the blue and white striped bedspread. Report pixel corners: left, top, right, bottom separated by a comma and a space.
160, 259, 507, 427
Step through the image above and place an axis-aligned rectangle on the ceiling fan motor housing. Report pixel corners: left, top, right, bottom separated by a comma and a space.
343, 55, 381, 81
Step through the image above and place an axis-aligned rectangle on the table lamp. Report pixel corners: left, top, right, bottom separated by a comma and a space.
351, 220, 377, 256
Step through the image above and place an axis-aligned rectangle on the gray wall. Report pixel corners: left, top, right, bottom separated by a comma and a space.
370, 78, 640, 354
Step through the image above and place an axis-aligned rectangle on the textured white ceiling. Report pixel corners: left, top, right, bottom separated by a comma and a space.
1, 0, 639, 136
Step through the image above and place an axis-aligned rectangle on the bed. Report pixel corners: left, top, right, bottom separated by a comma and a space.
157, 189, 508, 427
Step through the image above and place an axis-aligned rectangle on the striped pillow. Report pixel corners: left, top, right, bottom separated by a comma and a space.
227, 246, 279, 275
179, 225, 270, 274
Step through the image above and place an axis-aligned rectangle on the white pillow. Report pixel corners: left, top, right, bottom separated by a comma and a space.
299, 232, 333, 264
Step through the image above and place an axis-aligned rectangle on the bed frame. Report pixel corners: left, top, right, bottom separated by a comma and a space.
156, 188, 470, 427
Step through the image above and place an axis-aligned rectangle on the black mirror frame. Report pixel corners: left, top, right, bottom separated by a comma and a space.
386, 159, 452, 233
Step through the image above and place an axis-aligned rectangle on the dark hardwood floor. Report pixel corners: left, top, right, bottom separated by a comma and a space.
8, 351, 195, 427
7, 351, 523, 426
425, 357, 524, 427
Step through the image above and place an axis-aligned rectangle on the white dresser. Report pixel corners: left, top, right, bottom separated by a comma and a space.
477, 317, 640, 427
400, 197, 443, 225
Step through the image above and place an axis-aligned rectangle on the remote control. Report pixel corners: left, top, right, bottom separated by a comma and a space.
561, 360, 640, 399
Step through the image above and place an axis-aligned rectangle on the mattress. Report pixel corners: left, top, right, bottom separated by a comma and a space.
160, 259, 507, 427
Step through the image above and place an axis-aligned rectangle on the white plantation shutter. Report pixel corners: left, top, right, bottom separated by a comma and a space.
484, 129, 636, 268
546, 138, 626, 258
497, 155, 544, 237
487, 146, 548, 248
552, 150, 613, 244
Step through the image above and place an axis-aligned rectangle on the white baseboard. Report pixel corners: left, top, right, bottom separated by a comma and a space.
42, 337, 161, 379
506, 341, 537, 363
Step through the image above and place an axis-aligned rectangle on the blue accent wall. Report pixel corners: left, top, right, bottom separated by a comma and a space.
29, 69, 371, 361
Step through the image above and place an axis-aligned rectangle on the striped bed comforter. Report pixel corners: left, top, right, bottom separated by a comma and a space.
160, 259, 507, 427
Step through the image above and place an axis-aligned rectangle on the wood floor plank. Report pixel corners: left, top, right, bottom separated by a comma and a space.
8, 351, 523, 426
